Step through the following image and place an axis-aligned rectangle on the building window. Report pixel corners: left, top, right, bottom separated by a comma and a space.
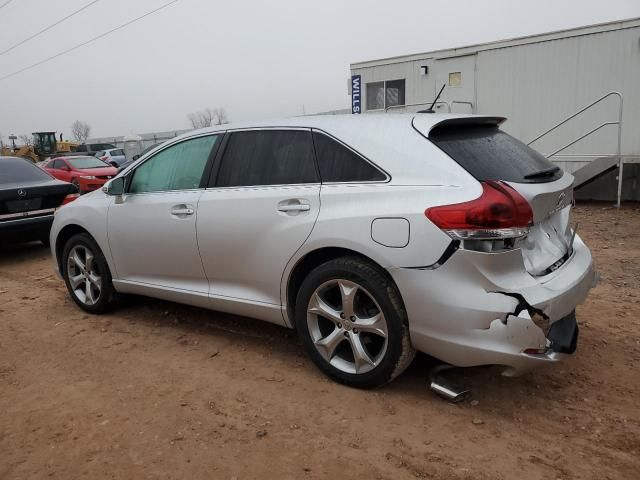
366, 81, 385, 110
385, 79, 405, 108
366, 79, 405, 111
448, 72, 461, 87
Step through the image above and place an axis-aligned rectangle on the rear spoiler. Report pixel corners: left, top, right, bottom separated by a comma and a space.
426, 116, 507, 136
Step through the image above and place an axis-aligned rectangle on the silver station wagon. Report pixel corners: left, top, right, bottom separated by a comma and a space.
51, 114, 596, 388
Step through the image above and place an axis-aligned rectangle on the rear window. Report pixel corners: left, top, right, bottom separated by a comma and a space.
429, 125, 563, 183
0, 158, 52, 184
313, 132, 386, 183
110, 149, 125, 156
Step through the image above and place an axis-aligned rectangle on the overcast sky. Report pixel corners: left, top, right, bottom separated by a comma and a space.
0, 0, 639, 140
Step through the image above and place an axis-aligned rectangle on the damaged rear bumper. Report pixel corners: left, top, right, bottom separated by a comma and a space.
389, 234, 596, 376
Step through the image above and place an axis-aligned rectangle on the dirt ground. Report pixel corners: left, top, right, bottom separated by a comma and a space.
1, 203, 639, 480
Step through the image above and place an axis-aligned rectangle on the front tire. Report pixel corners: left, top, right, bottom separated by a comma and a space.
62, 233, 116, 314
295, 256, 415, 389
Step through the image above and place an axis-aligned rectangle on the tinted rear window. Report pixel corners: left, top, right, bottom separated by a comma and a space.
429, 125, 562, 183
110, 149, 125, 156
0, 158, 52, 184
313, 132, 386, 183
216, 130, 318, 187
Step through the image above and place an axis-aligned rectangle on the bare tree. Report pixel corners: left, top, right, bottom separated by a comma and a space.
187, 108, 229, 129
18, 134, 33, 146
71, 120, 91, 143
212, 108, 229, 125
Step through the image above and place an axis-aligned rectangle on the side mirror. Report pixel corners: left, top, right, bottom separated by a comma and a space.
103, 176, 125, 196
132, 154, 140, 161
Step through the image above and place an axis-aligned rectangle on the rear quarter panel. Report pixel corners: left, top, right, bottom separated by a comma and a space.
280, 182, 481, 312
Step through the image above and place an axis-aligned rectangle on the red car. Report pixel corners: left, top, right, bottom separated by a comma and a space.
44, 156, 118, 193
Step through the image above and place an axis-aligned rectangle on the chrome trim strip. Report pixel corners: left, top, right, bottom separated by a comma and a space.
0, 214, 54, 225
0, 208, 56, 220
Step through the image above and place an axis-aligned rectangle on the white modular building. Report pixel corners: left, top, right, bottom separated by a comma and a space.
349, 17, 640, 201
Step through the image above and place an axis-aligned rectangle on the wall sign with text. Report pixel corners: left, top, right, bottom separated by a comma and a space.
351, 75, 361, 114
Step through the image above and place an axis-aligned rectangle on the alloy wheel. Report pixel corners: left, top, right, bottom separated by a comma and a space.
307, 279, 388, 374
66, 245, 102, 306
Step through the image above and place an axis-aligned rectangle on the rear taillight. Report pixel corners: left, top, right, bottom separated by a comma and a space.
100, 156, 108, 161
62, 193, 79, 205
425, 181, 533, 240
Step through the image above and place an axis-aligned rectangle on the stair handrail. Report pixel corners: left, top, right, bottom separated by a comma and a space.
385, 101, 451, 112
546, 122, 618, 158
527, 91, 623, 146
527, 91, 624, 208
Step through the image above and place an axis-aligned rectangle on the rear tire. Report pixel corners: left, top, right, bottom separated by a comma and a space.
62, 233, 117, 314
295, 256, 415, 389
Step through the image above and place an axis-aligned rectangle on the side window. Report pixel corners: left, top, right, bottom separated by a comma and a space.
215, 130, 318, 187
312, 132, 386, 183
129, 135, 219, 193
52, 159, 65, 169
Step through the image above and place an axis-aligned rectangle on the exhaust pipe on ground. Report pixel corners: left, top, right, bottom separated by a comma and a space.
429, 364, 471, 403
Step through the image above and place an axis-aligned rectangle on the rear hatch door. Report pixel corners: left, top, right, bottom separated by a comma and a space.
415, 116, 574, 276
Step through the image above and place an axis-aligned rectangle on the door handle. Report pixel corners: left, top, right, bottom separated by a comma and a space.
277, 204, 310, 212
171, 204, 195, 216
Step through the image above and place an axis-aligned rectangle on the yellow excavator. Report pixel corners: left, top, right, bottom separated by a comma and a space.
1, 132, 78, 162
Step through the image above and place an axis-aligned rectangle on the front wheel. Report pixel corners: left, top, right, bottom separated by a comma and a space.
62, 233, 117, 313
295, 257, 415, 389
71, 179, 83, 195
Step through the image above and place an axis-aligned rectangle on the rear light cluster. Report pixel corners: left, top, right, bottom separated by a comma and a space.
425, 181, 533, 240
61, 193, 79, 205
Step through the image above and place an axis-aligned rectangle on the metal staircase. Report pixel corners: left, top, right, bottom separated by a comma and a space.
572, 156, 620, 189
527, 92, 624, 207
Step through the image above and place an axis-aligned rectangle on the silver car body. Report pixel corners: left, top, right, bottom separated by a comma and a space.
51, 113, 596, 375
97, 148, 126, 167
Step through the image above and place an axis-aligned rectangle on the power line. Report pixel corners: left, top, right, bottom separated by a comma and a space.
0, 0, 178, 82
0, 0, 15, 10
0, 0, 101, 57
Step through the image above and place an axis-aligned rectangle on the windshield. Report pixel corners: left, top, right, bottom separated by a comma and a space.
68, 157, 110, 169
0, 158, 52, 184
